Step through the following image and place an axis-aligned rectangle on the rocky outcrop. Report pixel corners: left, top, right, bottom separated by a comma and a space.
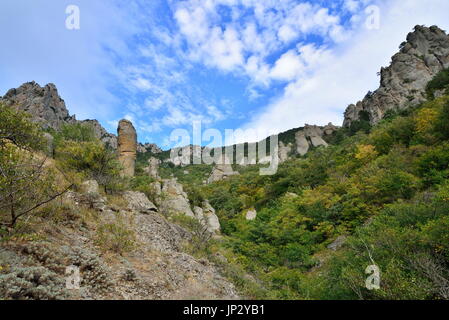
0, 82, 76, 130
159, 179, 194, 217
0, 81, 163, 152
344, 25, 449, 127
123, 191, 158, 214
294, 124, 335, 156
137, 143, 162, 154
327, 235, 348, 251
117, 119, 137, 177
144, 157, 161, 179
207, 155, 239, 184
193, 201, 220, 233
278, 142, 293, 163
81, 180, 100, 195
80, 119, 118, 149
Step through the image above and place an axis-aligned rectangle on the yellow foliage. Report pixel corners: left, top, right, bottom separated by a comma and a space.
355, 144, 378, 163
416, 107, 438, 134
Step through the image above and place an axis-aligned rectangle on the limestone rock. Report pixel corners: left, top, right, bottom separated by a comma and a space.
323, 122, 338, 135
0, 81, 76, 130
201, 201, 220, 233
149, 181, 162, 206
343, 25, 449, 127
207, 155, 239, 184
327, 235, 348, 251
117, 119, 137, 177
295, 131, 310, 156
245, 209, 257, 221
160, 179, 194, 217
123, 191, 158, 214
194, 202, 220, 234
81, 180, 100, 195
278, 141, 292, 163
137, 143, 162, 154
144, 157, 161, 179
80, 119, 117, 149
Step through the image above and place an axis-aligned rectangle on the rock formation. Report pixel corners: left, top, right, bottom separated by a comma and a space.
207, 155, 239, 184
123, 191, 158, 214
137, 143, 163, 154
144, 157, 161, 179
0, 81, 76, 129
193, 201, 221, 233
294, 124, 336, 156
117, 119, 137, 177
159, 178, 195, 217
0, 81, 162, 152
343, 25, 449, 127
80, 119, 118, 149
278, 142, 293, 163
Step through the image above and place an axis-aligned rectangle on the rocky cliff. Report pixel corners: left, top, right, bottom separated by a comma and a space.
0, 81, 160, 152
343, 25, 449, 127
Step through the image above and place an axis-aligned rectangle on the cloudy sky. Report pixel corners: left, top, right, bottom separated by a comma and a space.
0, 0, 448, 148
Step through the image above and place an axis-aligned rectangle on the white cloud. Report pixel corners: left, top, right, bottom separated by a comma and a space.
270, 50, 304, 81
237, 0, 449, 141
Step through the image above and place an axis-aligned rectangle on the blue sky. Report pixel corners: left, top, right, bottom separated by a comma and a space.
0, 0, 449, 149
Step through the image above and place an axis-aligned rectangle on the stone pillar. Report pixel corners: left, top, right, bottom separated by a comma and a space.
117, 119, 137, 177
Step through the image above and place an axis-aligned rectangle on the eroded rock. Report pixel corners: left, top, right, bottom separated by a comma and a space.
117, 119, 137, 177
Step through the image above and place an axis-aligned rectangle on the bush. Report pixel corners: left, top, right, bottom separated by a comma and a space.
95, 215, 136, 255
0, 267, 67, 300
56, 140, 124, 193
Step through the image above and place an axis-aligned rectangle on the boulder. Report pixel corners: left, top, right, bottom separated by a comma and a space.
80, 180, 100, 195
245, 209, 257, 221
207, 155, 239, 184
278, 141, 292, 163
327, 235, 348, 251
323, 122, 338, 135
123, 191, 158, 214
117, 119, 137, 177
295, 131, 309, 156
160, 179, 194, 217
201, 201, 220, 233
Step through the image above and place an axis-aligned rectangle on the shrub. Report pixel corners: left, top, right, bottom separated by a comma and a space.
0, 267, 67, 300
95, 217, 136, 255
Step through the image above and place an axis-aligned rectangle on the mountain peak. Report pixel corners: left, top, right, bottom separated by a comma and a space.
343, 25, 449, 127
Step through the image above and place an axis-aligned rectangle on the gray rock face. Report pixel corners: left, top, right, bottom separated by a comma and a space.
327, 235, 348, 251
81, 180, 100, 195
123, 191, 158, 214
137, 143, 162, 154
80, 119, 118, 149
117, 119, 137, 177
278, 142, 292, 163
294, 124, 333, 156
0, 81, 76, 130
0, 81, 163, 152
160, 179, 194, 217
144, 157, 161, 179
194, 201, 220, 234
343, 25, 449, 127
207, 155, 239, 184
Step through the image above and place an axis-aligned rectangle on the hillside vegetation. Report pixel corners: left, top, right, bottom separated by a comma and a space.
1, 69, 449, 300
189, 70, 449, 299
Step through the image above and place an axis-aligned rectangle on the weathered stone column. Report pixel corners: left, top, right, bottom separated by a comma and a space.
117, 119, 137, 177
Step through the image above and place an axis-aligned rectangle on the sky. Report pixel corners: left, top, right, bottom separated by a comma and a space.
0, 0, 448, 149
